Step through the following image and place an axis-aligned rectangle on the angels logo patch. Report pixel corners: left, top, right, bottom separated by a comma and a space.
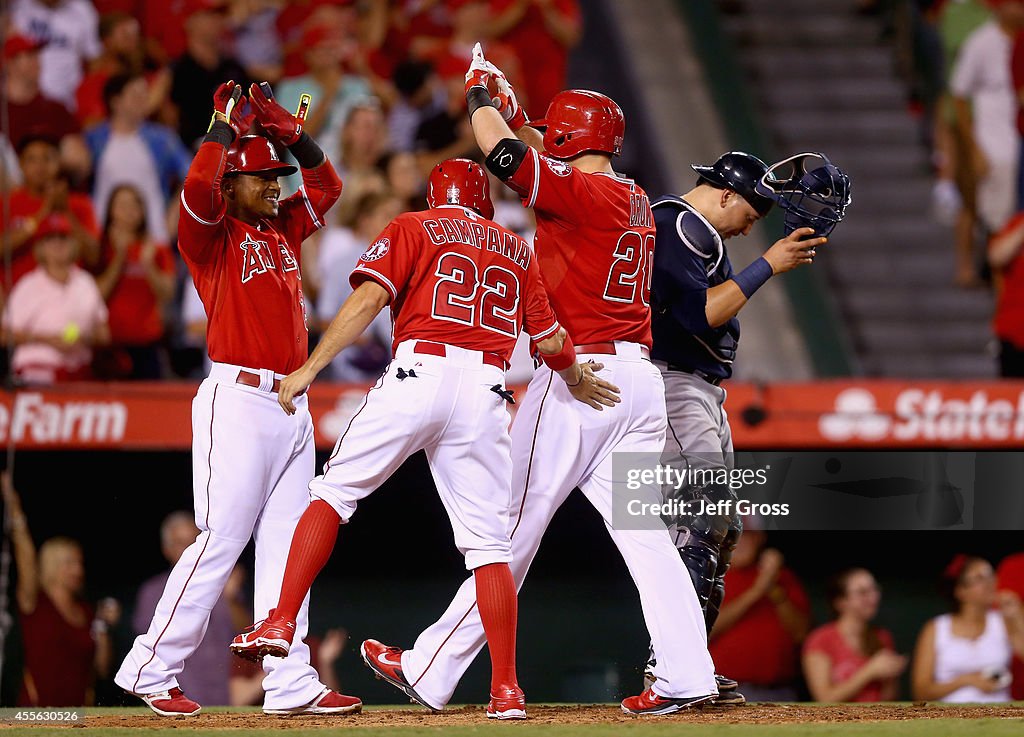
361, 238, 390, 262
545, 158, 572, 177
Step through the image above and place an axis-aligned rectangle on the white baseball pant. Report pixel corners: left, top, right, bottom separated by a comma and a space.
115, 363, 326, 710
399, 343, 717, 708
309, 340, 515, 570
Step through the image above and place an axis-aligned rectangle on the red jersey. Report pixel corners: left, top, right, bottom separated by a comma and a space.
178, 141, 342, 375
997, 553, 1024, 699
0, 188, 98, 286
710, 565, 810, 686
489, 0, 581, 111
993, 214, 1024, 348
803, 623, 896, 702
99, 239, 176, 345
349, 206, 560, 365
505, 148, 655, 348
18, 593, 94, 706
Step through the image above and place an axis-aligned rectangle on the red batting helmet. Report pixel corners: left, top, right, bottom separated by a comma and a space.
533, 89, 625, 160
426, 158, 494, 220
225, 135, 296, 178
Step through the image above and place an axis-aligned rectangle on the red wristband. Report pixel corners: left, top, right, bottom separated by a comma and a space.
540, 333, 577, 372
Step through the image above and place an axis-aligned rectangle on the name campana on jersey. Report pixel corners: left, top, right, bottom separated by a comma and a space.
421, 216, 532, 269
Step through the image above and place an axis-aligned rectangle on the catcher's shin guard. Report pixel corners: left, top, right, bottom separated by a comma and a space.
705, 521, 742, 635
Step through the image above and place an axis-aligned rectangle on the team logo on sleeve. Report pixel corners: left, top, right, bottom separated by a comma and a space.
361, 238, 390, 262
545, 158, 572, 177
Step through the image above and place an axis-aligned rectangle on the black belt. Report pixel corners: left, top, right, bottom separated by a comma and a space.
666, 364, 724, 387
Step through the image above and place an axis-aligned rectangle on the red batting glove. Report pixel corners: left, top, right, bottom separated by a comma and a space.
229, 95, 257, 136
249, 82, 302, 146
209, 80, 242, 132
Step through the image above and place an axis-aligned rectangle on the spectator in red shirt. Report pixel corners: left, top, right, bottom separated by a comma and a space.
487, 0, 581, 112
76, 12, 172, 129
94, 185, 176, 379
708, 527, 811, 702
1, 135, 100, 285
1, 472, 120, 707
997, 552, 1024, 698
803, 568, 907, 702
3, 35, 91, 183
988, 212, 1024, 375
140, 0, 227, 66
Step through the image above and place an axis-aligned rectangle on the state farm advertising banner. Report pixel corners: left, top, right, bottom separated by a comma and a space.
1, 380, 1023, 450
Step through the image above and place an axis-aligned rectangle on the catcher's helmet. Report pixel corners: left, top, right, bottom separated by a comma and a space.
755, 152, 851, 237
225, 135, 296, 178
427, 158, 494, 220
691, 151, 774, 217
533, 89, 625, 160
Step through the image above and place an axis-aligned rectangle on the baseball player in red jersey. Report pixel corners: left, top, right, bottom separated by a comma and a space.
230, 158, 617, 719
115, 81, 361, 717
354, 46, 719, 716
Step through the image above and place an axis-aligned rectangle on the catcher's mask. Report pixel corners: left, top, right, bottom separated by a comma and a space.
755, 152, 851, 237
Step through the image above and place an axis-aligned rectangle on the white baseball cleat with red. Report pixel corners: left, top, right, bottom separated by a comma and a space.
262, 687, 363, 716
136, 687, 202, 716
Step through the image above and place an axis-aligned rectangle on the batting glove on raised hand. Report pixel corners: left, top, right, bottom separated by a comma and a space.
249, 82, 303, 146
209, 80, 242, 131
465, 41, 492, 96
484, 61, 528, 130
229, 95, 258, 136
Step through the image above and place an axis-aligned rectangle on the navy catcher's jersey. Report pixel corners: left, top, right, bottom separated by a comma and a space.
650, 195, 739, 380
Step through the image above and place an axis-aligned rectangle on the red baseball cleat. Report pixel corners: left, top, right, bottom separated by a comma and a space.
136, 687, 202, 716
263, 688, 362, 716
621, 687, 716, 715
231, 609, 296, 661
360, 639, 440, 710
487, 684, 527, 720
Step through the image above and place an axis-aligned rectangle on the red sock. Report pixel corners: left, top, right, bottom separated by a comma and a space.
275, 500, 340, 623
474, 562, 518, 692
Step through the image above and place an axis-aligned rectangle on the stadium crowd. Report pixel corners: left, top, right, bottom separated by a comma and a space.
0, 0, 581, 385
6, 468, 1024, 707
898, 0, 1024, 376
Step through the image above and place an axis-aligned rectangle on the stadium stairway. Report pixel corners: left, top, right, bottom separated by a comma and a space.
722, 0, 997, 377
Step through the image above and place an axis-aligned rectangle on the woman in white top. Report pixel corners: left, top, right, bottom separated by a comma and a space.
912, 555, 1024, 702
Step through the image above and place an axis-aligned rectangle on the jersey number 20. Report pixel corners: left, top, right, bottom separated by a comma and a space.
432, 252, 520, 337
604, 231, 653, 306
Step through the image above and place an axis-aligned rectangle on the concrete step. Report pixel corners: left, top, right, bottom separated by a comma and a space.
823, 251, 957, 285
722, 15, 881, 47
813, 145, 931, 180
858, 321, 992, 355
830, 218, 950, 248
740, 47, 893, 79
737, 0, 864, 15
767, 110, 919, 147
842, 289, 993, 322
866, 352, 998, 378
755, 77, 907, 112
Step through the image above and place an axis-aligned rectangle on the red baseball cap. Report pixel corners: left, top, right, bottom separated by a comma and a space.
33, 213, 73, 242
4, 34, 45, 60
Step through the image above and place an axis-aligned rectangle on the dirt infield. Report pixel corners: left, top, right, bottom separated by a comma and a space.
41, 702, 1024, 731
